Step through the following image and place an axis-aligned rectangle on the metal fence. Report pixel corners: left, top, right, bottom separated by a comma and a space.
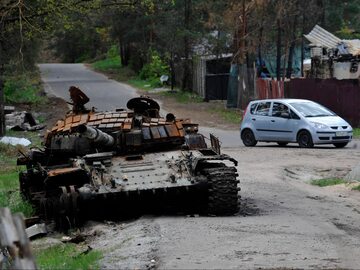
256, 79, 284, 100
285, 78, 360, 127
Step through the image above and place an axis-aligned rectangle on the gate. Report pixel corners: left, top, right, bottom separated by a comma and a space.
205, 73, 229, 100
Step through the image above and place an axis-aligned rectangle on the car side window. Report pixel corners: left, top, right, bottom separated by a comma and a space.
272, 102, 289, 117
254, 101, 271, 116
290, 109, 300, 119
250, 103, 257, 114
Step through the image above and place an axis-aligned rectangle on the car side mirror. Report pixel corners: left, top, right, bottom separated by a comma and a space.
281, 112, 290, 118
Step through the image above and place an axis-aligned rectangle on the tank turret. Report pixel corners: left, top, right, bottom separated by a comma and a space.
18, 89, 240, 231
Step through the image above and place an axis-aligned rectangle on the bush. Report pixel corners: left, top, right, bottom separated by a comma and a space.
139, 50, 169, 87
91, 45, 122, 72
4, 73, 44, 105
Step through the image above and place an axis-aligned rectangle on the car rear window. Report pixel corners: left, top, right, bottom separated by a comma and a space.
250, 103, 257, 114
254, 101, 271, 116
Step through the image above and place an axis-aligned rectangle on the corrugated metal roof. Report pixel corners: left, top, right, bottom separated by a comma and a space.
305, 25, 360, 56
304, 25, 341, 48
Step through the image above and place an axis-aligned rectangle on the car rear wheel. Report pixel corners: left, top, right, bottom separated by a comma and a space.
333, 142, 348, 148
277, 142, 288, 147
241, 129, 257, 147
297, 130, 314, 148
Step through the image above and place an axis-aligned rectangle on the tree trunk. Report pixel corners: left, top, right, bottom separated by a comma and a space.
236, 0, 248, 108
170, 52, 175, 91
301, 6, 306, 77
276, 18, 282, 81
0, 73, 5, 137
119, 38, 130, 67
182, 0, 191, 91
286, 16, 298, 78
0, 38, 4, 136
317, 0, 326, 27
257, 25, 263, 77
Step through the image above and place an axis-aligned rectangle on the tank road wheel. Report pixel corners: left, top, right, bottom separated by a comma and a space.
56, 186, 81, 231
202, 165, 240, 215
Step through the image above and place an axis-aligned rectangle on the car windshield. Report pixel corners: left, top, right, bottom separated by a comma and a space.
289, 101, 336, 117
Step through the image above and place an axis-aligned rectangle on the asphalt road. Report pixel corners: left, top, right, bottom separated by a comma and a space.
39, 63, 137, 111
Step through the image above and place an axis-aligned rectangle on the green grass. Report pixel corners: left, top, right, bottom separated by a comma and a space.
352, 184, 360, 191
4, 71, 46, 105
310, 178, 347, 187
208, 108, 242, 125
92, 56, 122, 73
161, 90, 203, 103
0, 190, 34, 217
127, 78, 153, 89
0, 171, 20, 190
0, 131, 40, 216
35, 244, 102, 270
5, 130, 43, 148
353, 128, 360, 138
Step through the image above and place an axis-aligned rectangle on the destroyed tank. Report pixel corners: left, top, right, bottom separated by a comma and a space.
18, 94, 239, 229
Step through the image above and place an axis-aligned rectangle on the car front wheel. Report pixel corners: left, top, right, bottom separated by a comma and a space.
241, 129, 257, 147
333, 142, 348, 148
297, 130, 314, 148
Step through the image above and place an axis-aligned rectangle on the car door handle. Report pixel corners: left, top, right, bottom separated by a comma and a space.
252, 118, 256, 121
271, 120, 275, 122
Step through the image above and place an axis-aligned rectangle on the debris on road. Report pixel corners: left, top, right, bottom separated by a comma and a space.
0, 208, 37, 269
5, 111, 45, 131
25, 224, 47, 239
0, 136, 31, 146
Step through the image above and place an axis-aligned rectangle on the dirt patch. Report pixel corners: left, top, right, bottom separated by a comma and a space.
145, 91, 240, 130
134, 90, 240, 130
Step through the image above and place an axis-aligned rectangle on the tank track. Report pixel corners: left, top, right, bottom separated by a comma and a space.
203, 165, 240, 215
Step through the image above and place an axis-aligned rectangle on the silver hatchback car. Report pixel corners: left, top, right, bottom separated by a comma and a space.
240, 99, 353, 148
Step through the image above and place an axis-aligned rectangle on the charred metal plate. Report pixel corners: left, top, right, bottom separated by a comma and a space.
142, 127, 151, 140
107, 150, 198, 192
165, 124, 179, 137
150, 127, 161, 139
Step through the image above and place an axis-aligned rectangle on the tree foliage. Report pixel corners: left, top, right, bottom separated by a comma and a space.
2, 0, 360, 84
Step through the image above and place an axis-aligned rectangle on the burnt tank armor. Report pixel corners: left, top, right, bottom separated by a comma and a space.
18, 95, 240, 230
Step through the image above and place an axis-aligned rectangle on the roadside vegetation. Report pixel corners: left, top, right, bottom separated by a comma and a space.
35, 243, 101, 270
310, 177, 360, 192
0, 143, 34, 217
0, 70, 45, 215
310, 178, 348, 187
4, 72, 45, 106
353, 128, 360, 138
208, 108, 242, 125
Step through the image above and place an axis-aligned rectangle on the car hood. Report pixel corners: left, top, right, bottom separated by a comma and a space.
307, 116, 350, 127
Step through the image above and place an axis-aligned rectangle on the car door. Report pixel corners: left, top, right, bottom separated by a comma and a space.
251, 101, 273, 140
267, 102, 298, 141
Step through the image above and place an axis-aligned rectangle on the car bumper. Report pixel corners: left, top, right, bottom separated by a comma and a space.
313, 131, 353, 144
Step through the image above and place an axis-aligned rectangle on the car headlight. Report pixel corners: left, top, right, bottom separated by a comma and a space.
310, 122, 328, 129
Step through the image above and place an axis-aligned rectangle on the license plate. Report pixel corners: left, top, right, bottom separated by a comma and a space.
336, 131, 347, 137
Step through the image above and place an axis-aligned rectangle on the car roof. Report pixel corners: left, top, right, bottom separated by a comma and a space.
249, 98, 312, 104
